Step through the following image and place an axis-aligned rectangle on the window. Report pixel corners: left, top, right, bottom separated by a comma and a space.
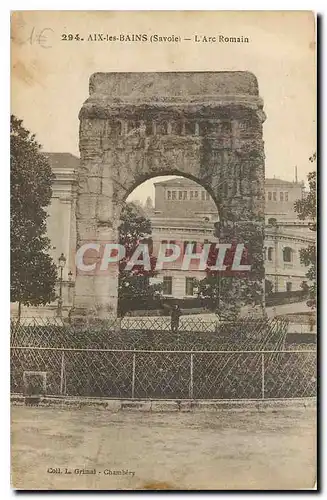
189, 190, 200, 200
172, 191, 176, 200
286, 282, 292, 292
283, 247, 292, 263
280, 192, 284, 201
172, 121, 183, 135
183, 191, 187, 200
162, 122, 168, 134
273, 192, 277, 201
285, 192, 289, 201
163, 277, 172, 295
268, 192, 272, 201
206, 192, 210, 201
268, 218, 277, 226
137, 276, 147, 289
183, 241, 197, 254
145, 121, 152, 136
128, 120, 138, 133
161, 240, 175, 257
111, 120, 122, 136
167, 190, 171, 200
185, 121, 195, 135
185, 277, 194, 296
142, 237, 153, 254
183, 241, 189, 254
199, 122, 208, 136
157, 121, 168, 135
221, 121, 232, 134
201, 191, 206, 201
264, 247, 267, 260
267, 247, 273, 261
178, 191, 183, 200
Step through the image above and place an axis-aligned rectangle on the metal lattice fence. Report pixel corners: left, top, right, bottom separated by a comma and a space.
11, 347, 316, 400
10, 317, 316, 400
10, 316, 294, 351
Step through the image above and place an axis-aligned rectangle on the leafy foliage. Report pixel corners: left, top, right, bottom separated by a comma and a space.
294, 159, 316, 231
294, 154, 317, 308
196, 218, 265, 320
11, 115, 57, 316
118, 203, 162, 316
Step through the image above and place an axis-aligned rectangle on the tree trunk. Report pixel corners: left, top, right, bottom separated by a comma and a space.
12, 300, 22, 345
17, 300, 22, 325
14, 301, 22, 337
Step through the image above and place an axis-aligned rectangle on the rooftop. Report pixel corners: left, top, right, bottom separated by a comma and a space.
265, 178, 304, 187
154, 177, 305, 189
154, 178, 203, 188
43, 152, 80, 170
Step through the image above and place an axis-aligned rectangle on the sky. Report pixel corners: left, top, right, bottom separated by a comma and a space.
126, 175, 178, 204
11, 11, 316, 204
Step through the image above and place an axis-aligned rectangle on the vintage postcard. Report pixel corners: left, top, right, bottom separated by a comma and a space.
10, 11, 317, 490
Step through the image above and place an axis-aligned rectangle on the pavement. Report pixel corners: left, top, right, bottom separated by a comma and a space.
11, 404, 316, 490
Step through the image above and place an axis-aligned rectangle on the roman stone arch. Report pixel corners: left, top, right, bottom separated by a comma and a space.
73, 71, 266, 318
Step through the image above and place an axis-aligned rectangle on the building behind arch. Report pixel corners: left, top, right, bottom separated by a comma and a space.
10, 153, 315, 318
264, 178, 315, 293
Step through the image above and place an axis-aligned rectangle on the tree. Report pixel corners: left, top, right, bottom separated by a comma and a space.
118, 203, 162, 316
11, 115, 57, 323
196, 218, 265, 321
294, 154, 317, 309
196, 137, 266, 321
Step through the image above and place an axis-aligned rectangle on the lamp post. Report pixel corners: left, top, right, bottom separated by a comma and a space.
57, 253, 66, 317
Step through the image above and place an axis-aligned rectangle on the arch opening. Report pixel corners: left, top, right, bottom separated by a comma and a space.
117, 174, 220, 318
121, 169, 222, 217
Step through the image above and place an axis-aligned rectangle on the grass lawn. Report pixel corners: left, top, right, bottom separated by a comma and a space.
11, 405, 316, 490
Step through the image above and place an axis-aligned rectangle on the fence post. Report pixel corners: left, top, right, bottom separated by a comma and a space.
189, 353, 194, 399
131, 351, 136, 399
60, 351, 65, 395
261, 352, 265, 399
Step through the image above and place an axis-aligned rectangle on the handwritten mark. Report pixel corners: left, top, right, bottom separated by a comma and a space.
18, 27, 54, 48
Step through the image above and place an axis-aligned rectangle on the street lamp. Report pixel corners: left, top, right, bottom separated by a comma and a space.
57, 253, 66, 317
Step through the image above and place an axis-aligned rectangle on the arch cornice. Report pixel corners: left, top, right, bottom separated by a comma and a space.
79, 97, 265, 121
